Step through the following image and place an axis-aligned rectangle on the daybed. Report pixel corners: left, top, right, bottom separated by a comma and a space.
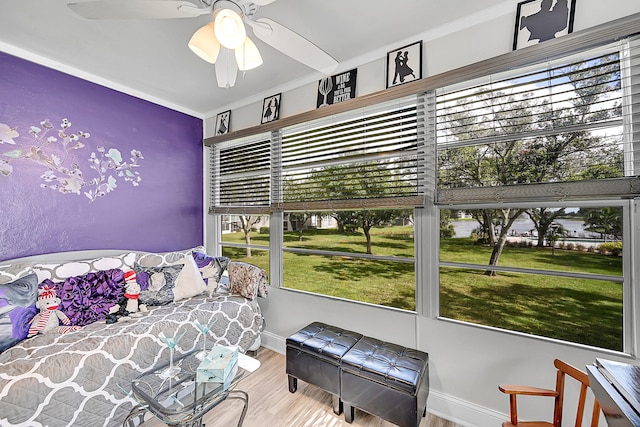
0, 246, 267, 427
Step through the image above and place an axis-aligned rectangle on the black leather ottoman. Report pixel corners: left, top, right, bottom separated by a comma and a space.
286, 322, 363, 414
340, 336, 429, 427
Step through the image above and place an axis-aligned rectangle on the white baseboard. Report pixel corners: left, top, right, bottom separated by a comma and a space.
426, 390, 505, 427
259, 331, 506, 427
261, 330, 286, 354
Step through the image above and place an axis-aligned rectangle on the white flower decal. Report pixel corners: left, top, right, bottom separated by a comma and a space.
1, 118, 144, 202
0, 123, 19, 145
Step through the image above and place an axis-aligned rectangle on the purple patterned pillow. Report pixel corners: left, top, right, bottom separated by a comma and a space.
43, 268, 126, 326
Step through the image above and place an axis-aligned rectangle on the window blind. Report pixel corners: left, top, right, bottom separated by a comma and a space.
436, 36, 640, 204
209, 133, 271, 214
280, 96, 425, 210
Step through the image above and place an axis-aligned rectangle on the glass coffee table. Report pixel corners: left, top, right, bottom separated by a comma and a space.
123, 348, 260, 427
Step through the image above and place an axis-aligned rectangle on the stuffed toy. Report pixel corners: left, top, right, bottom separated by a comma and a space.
28, 284, 81, 337
106, 271, 147, 323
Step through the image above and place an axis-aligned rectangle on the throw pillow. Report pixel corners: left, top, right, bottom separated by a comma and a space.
228, 262, 269, 300
192, 252, 230, 294
45, 268, 126, 326
32, 252, 136, 283
0, 262, 35, 285
171, 255, 207, 302
135, 264, 183, 306
0, 274, 39, 352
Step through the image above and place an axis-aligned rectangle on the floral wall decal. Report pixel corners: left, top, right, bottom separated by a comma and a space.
0, 51, 203, 261
1, 118, 144, 202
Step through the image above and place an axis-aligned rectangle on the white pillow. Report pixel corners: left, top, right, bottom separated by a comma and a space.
171, 255, 207, 302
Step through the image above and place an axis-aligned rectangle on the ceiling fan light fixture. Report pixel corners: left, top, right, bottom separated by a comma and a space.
213, 8, 246, 49
187, 22, 220, 64
235, 36, 263, 71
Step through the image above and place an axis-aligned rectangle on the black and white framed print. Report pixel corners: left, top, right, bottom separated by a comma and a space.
261, 93, 281, 124
513, 0, 576, 50
386, 41, 422, 88
215, 110, 230, 136
317, 69, 357, 108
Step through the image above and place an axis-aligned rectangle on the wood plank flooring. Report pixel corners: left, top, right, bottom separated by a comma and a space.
140, 347, 459, 427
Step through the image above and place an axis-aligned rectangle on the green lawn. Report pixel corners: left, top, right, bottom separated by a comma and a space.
222, 228, 623, 351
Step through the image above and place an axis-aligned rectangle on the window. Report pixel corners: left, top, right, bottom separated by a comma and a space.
210, 97, 424, 310
435, 40, 639, 351
276, 98, 422, 309
209, 134, 272, 275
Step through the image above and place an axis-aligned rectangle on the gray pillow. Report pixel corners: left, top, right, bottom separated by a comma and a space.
134, 264, 183, 306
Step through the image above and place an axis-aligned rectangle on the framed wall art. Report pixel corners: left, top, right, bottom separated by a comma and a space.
513, 0, 576, 50
215, 110, 230, 135
386, 41, 422, 88
316, 68, 357, 108
261, 93, 281, 124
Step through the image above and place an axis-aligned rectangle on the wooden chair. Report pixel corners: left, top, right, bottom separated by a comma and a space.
498, 359, 601, 427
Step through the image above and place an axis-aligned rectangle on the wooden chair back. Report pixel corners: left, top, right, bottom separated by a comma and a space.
552, 359, 601, 427
499, 358, 601, 427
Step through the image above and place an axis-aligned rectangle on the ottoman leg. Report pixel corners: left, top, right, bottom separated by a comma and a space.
332, 394, 342, 415
344, 403, 355, 423
288, 375, 297, 393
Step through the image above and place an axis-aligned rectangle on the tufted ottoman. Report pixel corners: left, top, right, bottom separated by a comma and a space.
286, 322, 363, 414
340, 336, 429, 427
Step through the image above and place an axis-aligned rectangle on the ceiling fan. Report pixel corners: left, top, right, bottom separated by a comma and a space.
67, 0, 339, 87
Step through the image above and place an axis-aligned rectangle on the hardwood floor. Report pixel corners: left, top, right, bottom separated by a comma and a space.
140, 347, 458, 427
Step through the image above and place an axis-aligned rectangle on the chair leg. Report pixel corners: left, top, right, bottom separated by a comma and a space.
288, 375, 297, 393
332, 394, 343, 415
344, 403, 355, 423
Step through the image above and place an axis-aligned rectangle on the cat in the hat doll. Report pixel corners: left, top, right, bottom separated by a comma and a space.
27, 284, 81, 337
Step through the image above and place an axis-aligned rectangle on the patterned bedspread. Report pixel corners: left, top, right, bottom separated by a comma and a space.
0, 294, 262, 427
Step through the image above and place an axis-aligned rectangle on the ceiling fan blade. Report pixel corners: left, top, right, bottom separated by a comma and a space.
251, 0, 277, 5
215, 49, 238, 88
67, 0, 210, 19
246, 18, 338, 75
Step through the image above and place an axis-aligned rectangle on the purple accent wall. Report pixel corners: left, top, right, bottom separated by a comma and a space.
0, 51, 203, 262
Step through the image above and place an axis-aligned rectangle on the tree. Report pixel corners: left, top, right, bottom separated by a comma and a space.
303, 161, 414, 253
582, 207, 622, 241
440, 209, 456, 238
238, 215, 261, 257
527, 208, 566, 248
546, 222, 567, 255
287, 211, 313, 241
438, 54, 623, 273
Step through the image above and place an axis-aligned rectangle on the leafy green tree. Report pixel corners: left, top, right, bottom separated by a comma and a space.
546, 222, 567, 255
438, 54, 623, 274
582, 207, 622, 240
527, 208, 566, 248
238, 215, 261, 257
303, 161, 414, 254
440, 209, 455, 238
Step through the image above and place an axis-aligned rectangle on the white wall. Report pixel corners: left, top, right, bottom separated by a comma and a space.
206, 1, 640, 425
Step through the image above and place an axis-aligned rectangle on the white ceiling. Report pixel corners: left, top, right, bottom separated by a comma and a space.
0, 0, 515, 118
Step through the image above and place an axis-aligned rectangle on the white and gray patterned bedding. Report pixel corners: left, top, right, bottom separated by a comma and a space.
0, 294, 262, 427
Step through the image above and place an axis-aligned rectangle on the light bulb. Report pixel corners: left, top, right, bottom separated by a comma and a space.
214, 8, 246, 49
